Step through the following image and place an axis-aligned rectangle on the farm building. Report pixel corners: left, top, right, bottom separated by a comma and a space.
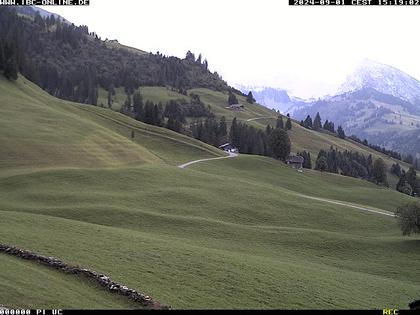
286, 155, 304, 169
219, 143, 238, 153
226, 104, 244, 110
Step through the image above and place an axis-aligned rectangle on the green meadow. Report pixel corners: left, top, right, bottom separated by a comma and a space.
0, 76, 419, 309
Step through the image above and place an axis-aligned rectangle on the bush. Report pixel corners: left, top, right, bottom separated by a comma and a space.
395, 202, 420, 235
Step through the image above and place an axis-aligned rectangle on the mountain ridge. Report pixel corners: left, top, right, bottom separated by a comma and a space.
338, 59, 420, 105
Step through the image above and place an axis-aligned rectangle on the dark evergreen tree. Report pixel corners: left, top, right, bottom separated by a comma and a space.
406, 167, 419, 195
403, 154, 414, 165
337, 125, 345, 139
246, 91, 255, 104
132, 90, 144, 117
313, 112, 322, 131
303, 115, 313, 129
228, 91, 239, 105
276, 116, 284, 130
285, 116, 292, 130
123, 93, 132, 112
230, 117, 240, 147
397, 170, 413, 196
268, 128, 291, 161
166, 116, 182, 133
315, 155, 328, 172
372, 158, 388, 186
390, 163, 402, 177
107, 84, 114, 108
142, 101, 155, 125
218, 116, 227, 141
297, 151, 312, 169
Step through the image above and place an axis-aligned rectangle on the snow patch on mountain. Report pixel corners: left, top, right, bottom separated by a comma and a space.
339, 59, 420, 104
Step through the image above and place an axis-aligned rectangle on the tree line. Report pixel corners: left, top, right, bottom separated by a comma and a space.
391, 163, 420, 197
348, 134, 402, 161
300, 112, 346, 139
0, 7, 241, 106
300, 111, 404, 161
314, 146, 388, 186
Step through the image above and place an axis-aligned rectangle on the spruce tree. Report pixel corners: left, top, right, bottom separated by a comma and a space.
265, 124, 272, 136
315, 156, 328, 172
276, 116, 284, 129
268, 128, 291, 161
107, 84, 114, 108
285, 116, 292, 130
246, 91, 255, 104
228, 91, 238, 105
132, 90, 144, 115
304, 115, 313, 129
218, 116, 227, 140
230, 117, 239, 147
406, 167, 419, 195
337, 125, 345, 139
313, 112, 322, 131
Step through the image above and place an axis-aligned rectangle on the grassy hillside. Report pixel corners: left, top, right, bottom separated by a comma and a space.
0, 254, 140, 309
0, 76, 223, 177
1, 76, 419, 309
118, 85, 408, 186
0, 160, 418, 309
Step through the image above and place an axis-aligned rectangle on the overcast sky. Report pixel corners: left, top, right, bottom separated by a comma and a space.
41, 0, 420, 98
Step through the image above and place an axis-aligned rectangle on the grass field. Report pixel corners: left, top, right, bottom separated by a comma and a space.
115, 85, 409, 187
0, 254, 140, 309
98, 84, 409, 184
1, 76, 419, 309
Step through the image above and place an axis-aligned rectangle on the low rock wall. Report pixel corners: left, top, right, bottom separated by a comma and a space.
0, 243, 170, 310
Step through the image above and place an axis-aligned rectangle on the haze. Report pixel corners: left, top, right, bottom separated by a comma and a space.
41, 0, 420, 98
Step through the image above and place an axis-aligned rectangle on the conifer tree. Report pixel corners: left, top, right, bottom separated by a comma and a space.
228, 91, 238, 105
276, 116, 284, 129
285, 116, 292, 130
313, 112, 322, 131
337, 125, 345, 139
304, 115, 313, 129
268, 128, 291, 161
132, 90, 144, 116
246, 91, 255, 104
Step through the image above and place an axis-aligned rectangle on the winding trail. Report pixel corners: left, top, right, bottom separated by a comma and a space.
245, 116, 274, 122
178, 152, 394, 218
295, 194, 395, 217
178, 151, 238, 169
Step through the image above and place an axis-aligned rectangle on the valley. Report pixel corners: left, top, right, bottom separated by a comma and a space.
0, 74, 419, 309
1, 5, 419, 310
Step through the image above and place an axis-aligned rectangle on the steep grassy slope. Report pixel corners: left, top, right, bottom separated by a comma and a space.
0, 76, 222, 177
1, 77, 419, 309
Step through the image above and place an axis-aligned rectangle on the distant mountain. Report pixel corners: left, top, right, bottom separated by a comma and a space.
294, 60, 420, 156
236, 85, 308, 114
339, 59, 420, 105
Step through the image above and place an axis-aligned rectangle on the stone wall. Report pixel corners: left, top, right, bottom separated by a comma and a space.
0, 243, 170, 310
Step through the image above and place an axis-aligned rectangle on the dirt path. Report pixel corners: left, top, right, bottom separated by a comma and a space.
178, 151, 238, 169
178, 152, 394, 217
295, 194, 395, 217
245, 116, 274, 122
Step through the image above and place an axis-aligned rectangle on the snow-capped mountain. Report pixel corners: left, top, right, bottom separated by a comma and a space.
293, 60, 420, 156
339, 59, 420, 105
235, 84, 308, 114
